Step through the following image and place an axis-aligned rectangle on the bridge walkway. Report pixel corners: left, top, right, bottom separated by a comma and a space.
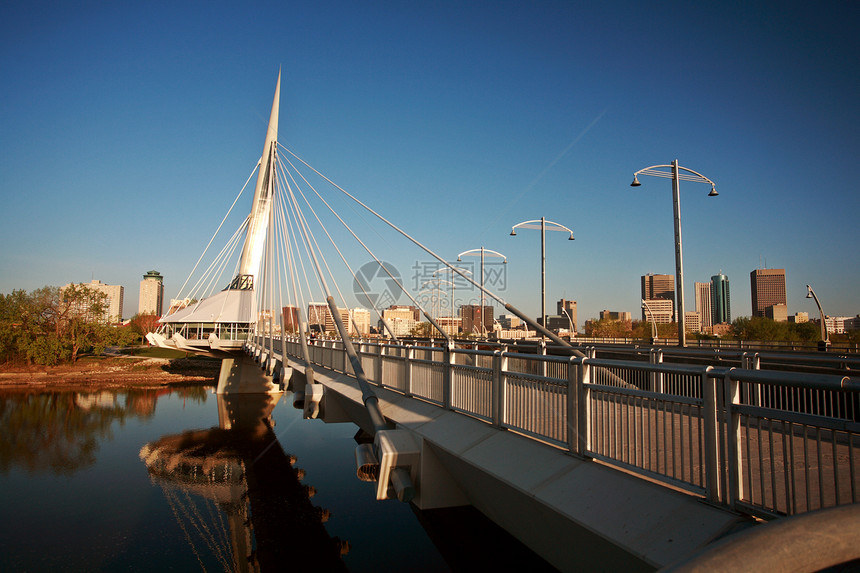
281, 354, 751, 571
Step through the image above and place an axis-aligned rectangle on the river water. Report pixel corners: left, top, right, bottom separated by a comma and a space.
0, 385, 556, 571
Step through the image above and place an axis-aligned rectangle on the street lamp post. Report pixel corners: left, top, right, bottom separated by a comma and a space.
458, 247, 506, 338
806, 284, 830, 351
510, 218, 574, 337
631, 160, 718, 347
641, 299, 658, 344
419, 278, 453, 323
432, 267, 471, 337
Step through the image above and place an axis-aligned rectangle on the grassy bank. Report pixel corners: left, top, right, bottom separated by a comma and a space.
0, 348, 221, 389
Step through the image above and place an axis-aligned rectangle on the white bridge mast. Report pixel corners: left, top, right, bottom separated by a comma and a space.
236, 69, 280, 285
150, 72, 283, 365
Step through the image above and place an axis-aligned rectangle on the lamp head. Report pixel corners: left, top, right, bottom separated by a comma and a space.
568, 234, 575, 240
457, 257, 462, 262
510, 229, 516, 236
806, 285, 813, 299
630, 175, 641, 187
708, 185, 718, 197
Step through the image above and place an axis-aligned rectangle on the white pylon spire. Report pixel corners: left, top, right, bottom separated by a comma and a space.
237, 69, 281, 283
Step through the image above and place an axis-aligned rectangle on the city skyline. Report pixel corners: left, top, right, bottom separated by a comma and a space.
31, 262, 856, 331
2, 2, 858, 324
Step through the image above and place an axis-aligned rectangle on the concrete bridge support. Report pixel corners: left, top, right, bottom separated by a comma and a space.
217, 354, 281, 394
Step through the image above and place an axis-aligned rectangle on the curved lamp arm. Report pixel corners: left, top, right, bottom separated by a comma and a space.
631, 163, 717, 195
510, 219, 575, 239
433, 267, 472, 277
641, 299, 658, 340
806, 284, 829, 343
458, 248, 507, 263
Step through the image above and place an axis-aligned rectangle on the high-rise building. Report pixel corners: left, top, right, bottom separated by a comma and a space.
641, 273, 675, 321
351, 308, 371, 335
435, 316, 462, 336
257, 309, 277, 335
541, 315, 573, 332
557, 299, 578, 333
63, 279, 124, 323
282, 305, 300, 333
711, 273, 731, 325
824, 316, 853, 334
383, 306, 419, 322
599, 310, 631, 322
766, 303, 788, 322
308, 302, 327, 330
695, 282, 713, 330
138, 270, 164, 316
498, 314, 522, 329
379, 311, 417, 336
685, 311, 701, 333
790, 312, 809, 324
381, 306, 418, 336
460, 304, 493, 335
641, 298, 674, 324
307, 302, 349, 333
750, 269, 786, 318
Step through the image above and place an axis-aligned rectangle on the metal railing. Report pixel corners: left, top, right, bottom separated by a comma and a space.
263, 336, 859, 520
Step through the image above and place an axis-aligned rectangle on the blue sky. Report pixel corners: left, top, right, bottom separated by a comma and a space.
2, 1, 858, 326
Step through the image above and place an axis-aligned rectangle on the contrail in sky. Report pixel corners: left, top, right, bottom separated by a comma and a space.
478, 108, 608, 238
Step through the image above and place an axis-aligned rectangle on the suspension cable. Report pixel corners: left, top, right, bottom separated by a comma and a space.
182, 218, 247, 301
280, 145, 506, 308
279, 154, 395, 337
278, 156, 371, 336
281, 153, 445, 339
173, 162, 260, 301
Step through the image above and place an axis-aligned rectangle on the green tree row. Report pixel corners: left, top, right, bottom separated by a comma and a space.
728, 315, 846, 343
584, 318, 678, 339
0, 285, 161, 366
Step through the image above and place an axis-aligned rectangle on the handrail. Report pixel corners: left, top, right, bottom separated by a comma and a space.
662, 504, 860, 572
268, 333, 859, 519
726, 367, 856, 391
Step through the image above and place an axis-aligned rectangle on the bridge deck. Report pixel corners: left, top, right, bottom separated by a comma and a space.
245, 337, 858, 569
293, 358, 750, 571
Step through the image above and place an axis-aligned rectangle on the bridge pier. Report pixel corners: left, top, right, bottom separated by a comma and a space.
217, 354, 281, 394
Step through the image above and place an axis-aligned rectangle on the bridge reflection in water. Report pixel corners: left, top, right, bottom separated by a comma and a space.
140, 394, 349, 572
140, 392, 557, 572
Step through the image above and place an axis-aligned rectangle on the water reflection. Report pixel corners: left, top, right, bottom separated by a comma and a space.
0, 387, 207, 475
140, 393, 349, 572
1, 387, 556, 571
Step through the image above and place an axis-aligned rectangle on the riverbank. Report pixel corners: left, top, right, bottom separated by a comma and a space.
0, 354, 220, 390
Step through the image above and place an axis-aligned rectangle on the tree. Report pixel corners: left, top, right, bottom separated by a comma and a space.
0, 287, 63, 365
26, 334, 69, 365
129, 312, 161, 344
585, 318, 633, 338
108, 324, 139, 348
731, 316, 823, 343
411, 322, 432, 338
0, 284, 114, 365
0, 290, 28, 363
56, 283, 110, 363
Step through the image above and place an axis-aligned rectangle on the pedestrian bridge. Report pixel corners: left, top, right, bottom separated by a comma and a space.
244, 334, 859, 571
148, 72, 860, 570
